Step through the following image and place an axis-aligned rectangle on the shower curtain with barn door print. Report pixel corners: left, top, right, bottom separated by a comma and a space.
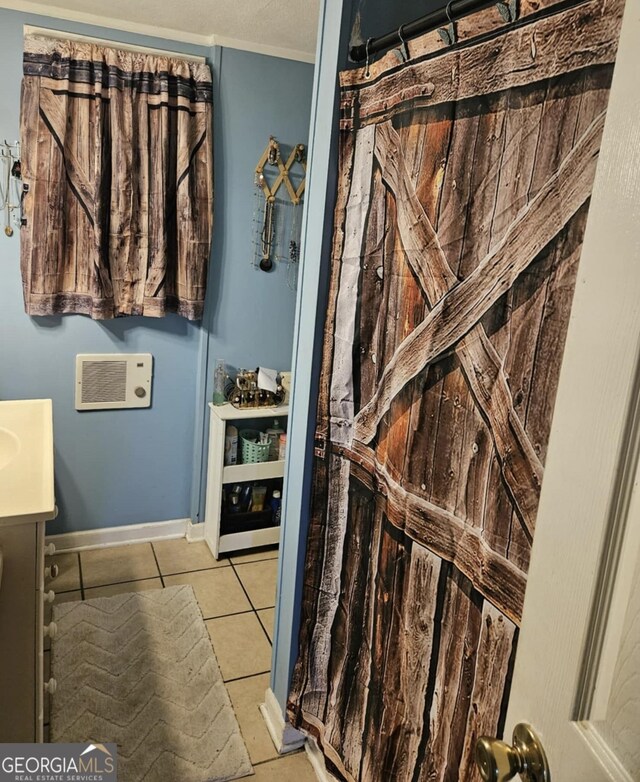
288, 0, 624, 779
20, 36, 213, 320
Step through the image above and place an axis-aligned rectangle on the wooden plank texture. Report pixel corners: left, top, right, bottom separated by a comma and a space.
354, 110, 606, 448
330, 124, 376, 445
340, 0, 623, 123
289, 0, 622, 780
20, 36, 213, 320
371, 120, 544, 539
334, 439, 527, 622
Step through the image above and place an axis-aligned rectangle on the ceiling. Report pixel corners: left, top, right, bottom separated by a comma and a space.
2, 0, 319, 61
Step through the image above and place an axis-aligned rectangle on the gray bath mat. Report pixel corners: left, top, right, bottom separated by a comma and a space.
51, 585, 253, 782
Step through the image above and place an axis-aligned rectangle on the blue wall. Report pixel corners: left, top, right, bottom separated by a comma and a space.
0, 8, 313, 535
193, 47, 314, 521
206, 47, 311, 372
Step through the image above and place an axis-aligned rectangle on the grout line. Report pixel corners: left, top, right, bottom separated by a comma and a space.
229, 561, 258, 612
203, 609, 255, 622
228, 559, 276, 644
82, 575, 164, 590
251, 749, 305, 768
256, 611, 273, 647
229, 554, 279, 566
223, 670, 271, 684
149, 543, 166, 587
76, 553, 85, 600
225, 671, 271, 683
161, 563, 231, 577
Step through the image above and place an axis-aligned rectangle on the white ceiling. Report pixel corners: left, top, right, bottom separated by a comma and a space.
2, 0, 319, 61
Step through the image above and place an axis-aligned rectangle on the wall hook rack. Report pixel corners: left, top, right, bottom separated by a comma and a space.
253, 137, 306, 275
255, 136, 306, 206
0, 139, 22, 238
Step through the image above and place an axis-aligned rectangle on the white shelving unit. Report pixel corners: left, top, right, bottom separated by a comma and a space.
204, 402, 289, 558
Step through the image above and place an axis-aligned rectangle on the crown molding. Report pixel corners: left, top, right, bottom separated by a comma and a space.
211, 34, 315, 63
2, 0, 316, 63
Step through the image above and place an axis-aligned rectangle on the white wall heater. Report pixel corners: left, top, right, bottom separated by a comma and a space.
75, 354, 153, 411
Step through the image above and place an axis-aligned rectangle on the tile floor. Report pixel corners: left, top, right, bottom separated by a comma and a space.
45, 539, 317, 781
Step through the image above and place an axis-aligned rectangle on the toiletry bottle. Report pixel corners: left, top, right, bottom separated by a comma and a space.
240, 484, 253, 512
224, 425, 238, 466
266, 419, 285, 461
213, 359, 227, 405
228, 486, 242, 513
252, 485, 268, 512
270, 489, 282, 526
278, 433, 287, 460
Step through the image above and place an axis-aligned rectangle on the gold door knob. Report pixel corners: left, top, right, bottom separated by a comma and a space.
475, 723, 550, 782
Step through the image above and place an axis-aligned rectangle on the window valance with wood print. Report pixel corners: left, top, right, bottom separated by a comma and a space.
20, 35, 213, 320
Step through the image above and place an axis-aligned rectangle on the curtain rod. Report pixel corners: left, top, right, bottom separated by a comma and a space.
349, 0, 498, 63
23, 25, 207, 64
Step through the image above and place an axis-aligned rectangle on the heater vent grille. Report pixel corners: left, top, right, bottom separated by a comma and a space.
75, 354, 153, 410
81, 361, 128, 404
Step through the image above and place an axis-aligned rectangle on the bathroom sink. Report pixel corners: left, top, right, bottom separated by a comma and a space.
0, 427, 20, 471
0, 400, 55, 524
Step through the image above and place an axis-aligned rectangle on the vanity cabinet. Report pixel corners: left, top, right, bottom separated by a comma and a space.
0, 519, 47, 742
204, 403, 288, 558
0, 398, 56, 744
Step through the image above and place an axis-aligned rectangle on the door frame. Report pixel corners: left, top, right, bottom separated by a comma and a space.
268, 0, 352, 722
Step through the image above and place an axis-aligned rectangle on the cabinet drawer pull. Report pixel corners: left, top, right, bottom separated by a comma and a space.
43, 590, 56, 604
45, 564, 59, 580
44, 622, 58, 639
44, 678, 57, 695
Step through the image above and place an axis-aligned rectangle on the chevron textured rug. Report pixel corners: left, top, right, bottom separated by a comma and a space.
50, 585, 253, 782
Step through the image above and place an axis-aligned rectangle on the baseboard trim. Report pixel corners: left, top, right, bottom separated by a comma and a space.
46, 518, 196, 552
186, 520, 205, 542
260, 687, 306, 756
305, 738, 340, 782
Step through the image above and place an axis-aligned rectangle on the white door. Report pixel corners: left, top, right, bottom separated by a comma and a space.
497, 1, 640, 779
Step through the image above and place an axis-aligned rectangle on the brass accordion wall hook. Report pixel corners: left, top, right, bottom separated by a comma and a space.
253, 137, 307, 275
255, 136, 306, 207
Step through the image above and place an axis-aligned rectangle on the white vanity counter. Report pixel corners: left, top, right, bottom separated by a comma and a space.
0, 399, 55, 526
0, 398, 56, 743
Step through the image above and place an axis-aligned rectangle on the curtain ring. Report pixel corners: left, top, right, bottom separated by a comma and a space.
438, 0, 458, 45
364, 37, 373, 80
397, 24, 410, 62
445, 0, 455, 24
